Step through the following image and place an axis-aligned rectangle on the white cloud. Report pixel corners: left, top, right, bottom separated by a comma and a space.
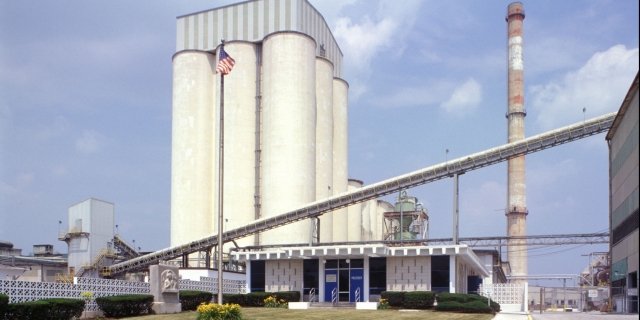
370, 80, 455, 108
0, 173, 35, 196
331, 0, 422, 99
440, 78, 482, 116
75, 130, 108, 154
530, 45, 639, 129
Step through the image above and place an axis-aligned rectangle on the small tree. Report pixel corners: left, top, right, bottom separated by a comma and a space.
80, 291, 94, 319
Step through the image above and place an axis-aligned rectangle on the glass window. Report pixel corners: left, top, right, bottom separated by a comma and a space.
431, 256, 449, 293
369, 257, 386, 295
250, 260, 265, 292
350, 259, 364, 268
339, 259, 349, 269
325, 259, 338, 269
303, 259, 319, 294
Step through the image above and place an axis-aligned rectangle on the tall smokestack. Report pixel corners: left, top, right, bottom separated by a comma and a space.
506, 2, 527, 283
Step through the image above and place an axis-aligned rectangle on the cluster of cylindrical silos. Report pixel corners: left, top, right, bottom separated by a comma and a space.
171, 31, 361, 247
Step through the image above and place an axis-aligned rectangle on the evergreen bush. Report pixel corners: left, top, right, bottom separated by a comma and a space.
95, 294, 154, 317
180, 290, 214, 310
3, 300, 49, 320
380, 291, 404, 307
402, 291, 435, 309
39, 298, 85, 320
0, 294, 8, 319
434, 300, 463, 312
461, 300, 493, 313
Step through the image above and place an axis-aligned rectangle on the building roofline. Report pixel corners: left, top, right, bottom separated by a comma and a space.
606, 72, 639, 140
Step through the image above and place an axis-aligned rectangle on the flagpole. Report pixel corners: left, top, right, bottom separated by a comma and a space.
217, 39, 225, 306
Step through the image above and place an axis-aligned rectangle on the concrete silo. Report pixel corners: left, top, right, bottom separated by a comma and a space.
361, 200, 371, 240
316, 57, 334, 242
376, 200, 394, 240
260, 31, 317, 245
170, 51, 217, 247
332, 78, 349, 242
221, 42, 258, 248
347, 179, 363, 241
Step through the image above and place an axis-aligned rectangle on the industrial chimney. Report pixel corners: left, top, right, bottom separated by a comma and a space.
506, 2, 527, 283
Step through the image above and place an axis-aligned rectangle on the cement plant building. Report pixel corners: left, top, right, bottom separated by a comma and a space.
170, 0, 497, 306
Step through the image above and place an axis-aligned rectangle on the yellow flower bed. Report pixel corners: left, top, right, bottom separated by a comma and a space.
196, 302, 243, 320
263, 295, 288, 308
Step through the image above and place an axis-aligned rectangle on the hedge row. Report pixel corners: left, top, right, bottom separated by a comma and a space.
180, 290, 213, 310
380, 291, 435, 309
2, 298, 85, 320
435, 300, 492, 313
95, 294, 154, 317
0, 294, 7, 319
222, 291, 300, 306
436, 293, 500, 312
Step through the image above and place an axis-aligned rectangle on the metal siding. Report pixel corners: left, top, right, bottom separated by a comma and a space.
285, 0, 291, 30
194, 14, 200, 49
243, 3, 249, 40
274, 0, 280, 31
189, 15, 195, 49
176, 18, 185, 51
203, 12, 209, 49
234, 5, 239, 40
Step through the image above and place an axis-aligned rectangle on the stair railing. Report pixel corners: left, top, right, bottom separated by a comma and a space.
309, 288, 316, 303
355, 287, 361, 303
331, 287, 337, 305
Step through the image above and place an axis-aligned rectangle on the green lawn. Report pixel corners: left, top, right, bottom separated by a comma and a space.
120, 308, 494, 320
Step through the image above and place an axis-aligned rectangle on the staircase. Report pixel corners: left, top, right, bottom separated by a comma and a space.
309, 302, 356, 309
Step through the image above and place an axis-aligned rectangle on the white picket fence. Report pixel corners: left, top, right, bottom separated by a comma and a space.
0, 276, 246, 312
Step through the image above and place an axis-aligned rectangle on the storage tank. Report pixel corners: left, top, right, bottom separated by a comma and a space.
347, 179, 363, 242
221, 42, 258, 248
260, 31, 317, 245
315, 57, 334, 243
332, 78, 349, 242
171, 50, 217, 246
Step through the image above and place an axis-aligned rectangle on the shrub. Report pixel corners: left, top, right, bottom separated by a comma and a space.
436, 292, 468, 303
402, 291, 435, 309
273, 291, 300, 303
196, 303, 242, 320
263, 295, 287, 308
40, 298, 85, 320
461, 300, 493, 314
377, 298, 390, 310
0, 294, 8, 319
95, 294, 154, 317
180, 290, 214, 311
4, 300, 49, 320
466, 294, 500, 312
223, 294, 247, 306
380, 291, 404, 307
245, 292, 271, 306
434, 300, 463, 312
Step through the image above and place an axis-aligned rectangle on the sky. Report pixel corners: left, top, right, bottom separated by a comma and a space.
1, 0, 638, 286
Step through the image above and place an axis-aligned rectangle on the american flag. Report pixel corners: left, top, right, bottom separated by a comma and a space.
216, 47, 235, 75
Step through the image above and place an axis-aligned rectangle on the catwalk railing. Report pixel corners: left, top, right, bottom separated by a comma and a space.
113, 234, 140, 258
107, 112, 616, 275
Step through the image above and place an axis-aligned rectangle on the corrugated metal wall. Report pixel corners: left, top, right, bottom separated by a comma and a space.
176, 0, 343, 78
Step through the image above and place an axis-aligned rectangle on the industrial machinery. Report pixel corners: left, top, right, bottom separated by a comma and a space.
383, 190, 428, 244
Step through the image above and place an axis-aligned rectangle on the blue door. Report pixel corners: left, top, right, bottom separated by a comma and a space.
324, 269, 338, 302
349, 269, 364, 302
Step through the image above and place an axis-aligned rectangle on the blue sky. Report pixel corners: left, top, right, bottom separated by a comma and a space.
1, 1, 638, 285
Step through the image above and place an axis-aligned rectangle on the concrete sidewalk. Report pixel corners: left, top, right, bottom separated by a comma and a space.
530, 311, 639, 319
493, 311, 530, 320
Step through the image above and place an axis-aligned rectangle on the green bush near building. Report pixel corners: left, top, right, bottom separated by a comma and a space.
0, 294, 8, 319
95, 294, 154, 317
180, 290, 214, 310
2, 298, 85, 320
434, 293, 498, 314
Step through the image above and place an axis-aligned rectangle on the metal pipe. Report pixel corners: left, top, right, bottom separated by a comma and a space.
217, 39, 226, 305
107, 113, 615, 275
453, 173, 459, 245
254, 43, 262, 247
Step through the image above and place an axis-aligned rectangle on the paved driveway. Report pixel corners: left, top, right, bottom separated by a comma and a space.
530, 312, 639, 320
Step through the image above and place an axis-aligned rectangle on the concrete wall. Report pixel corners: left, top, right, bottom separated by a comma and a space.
386, 256, 431, 291
347, 179, 363, 241
265, 260, 303, 294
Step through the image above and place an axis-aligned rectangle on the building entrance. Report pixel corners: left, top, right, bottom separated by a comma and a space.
324, 259, 364, 302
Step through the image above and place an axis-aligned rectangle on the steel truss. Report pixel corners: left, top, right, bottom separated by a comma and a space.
106, 112, 616, 275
